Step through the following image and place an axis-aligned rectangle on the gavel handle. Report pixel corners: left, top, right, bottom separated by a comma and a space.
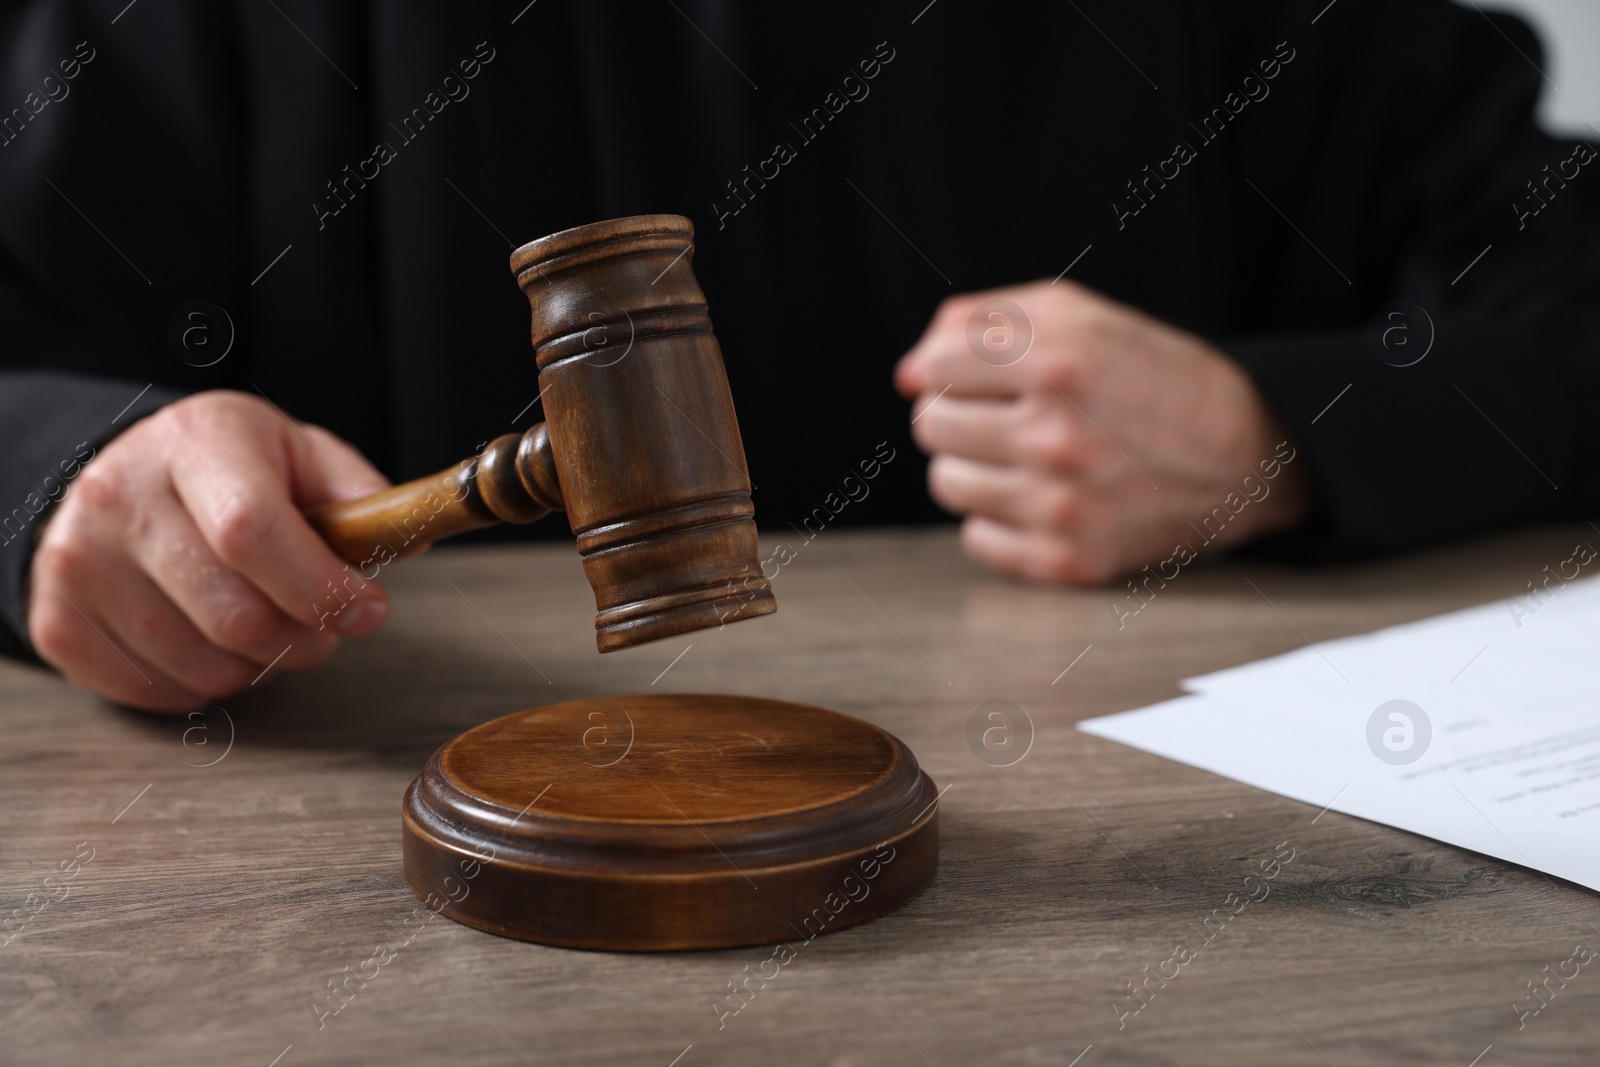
304, 427, 564, 566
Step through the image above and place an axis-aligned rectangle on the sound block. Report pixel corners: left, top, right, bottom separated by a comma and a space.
402, 693, 940, 951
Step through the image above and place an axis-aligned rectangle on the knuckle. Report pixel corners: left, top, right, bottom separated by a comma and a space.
137, 398, 196, 448
33, 538, 83, 585
208, 598, 278, 652
936, 294, 975, 325
1037, 348, 1097, 398
164, 391, 266, 452
1038, 485, 1079, 529
1048, 276, 1085, 300
1022, 418, 1080, 470
925, 458, 966, 514
208, 496, 278, 566
909, 409, 942, 454
153, 396, 195, 432
28, 603, 78, 668
70, 461, 124, 515
170, 389, 249, 425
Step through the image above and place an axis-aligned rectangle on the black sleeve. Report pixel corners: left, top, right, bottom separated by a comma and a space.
0, 373, 183, 661
1218, 1, 1600, 560
0, 0, 241, 660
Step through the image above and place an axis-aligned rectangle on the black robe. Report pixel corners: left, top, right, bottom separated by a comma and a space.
1, 0, 1596, 657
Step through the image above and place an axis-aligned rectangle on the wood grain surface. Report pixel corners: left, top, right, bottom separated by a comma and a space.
3, 524, 1598, 1066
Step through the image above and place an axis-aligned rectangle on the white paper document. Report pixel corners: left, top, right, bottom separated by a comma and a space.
1079, 574, 1600, 892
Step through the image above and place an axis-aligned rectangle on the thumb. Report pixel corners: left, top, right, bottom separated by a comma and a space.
284, 423, 391, 510
289, 422, 434, 563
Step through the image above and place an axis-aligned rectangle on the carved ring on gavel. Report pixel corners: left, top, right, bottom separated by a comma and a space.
303, 214, 777, 652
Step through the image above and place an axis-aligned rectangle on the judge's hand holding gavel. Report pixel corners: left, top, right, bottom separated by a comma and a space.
895, 279, 1314, 584
27, 391, 395, 712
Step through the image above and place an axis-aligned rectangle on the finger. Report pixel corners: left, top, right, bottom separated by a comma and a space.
899, 333, 1031, 400
893, 349, 924, 398
912, 396, 1027, 467
87, 566, 264, 698
914, 393, 1106, 477
129, 499, 346, 665
912, 282, 1063, 355
294, 422, 391, 508
900, 283, 1086, 399
28, 581, 208, 712
959, 514, 1114, 586
170, 422, 390, 633
299, 422, 432, 562
928, 455, 1083, 531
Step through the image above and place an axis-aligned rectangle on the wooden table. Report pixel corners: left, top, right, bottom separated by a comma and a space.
4, 524, 1597, 1066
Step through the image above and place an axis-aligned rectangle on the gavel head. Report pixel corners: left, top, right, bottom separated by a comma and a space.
505, 215, 776, 652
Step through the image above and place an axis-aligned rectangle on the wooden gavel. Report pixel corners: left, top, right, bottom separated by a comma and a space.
304, 215, 776, 651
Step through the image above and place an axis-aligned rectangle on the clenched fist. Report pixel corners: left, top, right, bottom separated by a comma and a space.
27, 390, 393, 712
895, 280, 1313, 584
